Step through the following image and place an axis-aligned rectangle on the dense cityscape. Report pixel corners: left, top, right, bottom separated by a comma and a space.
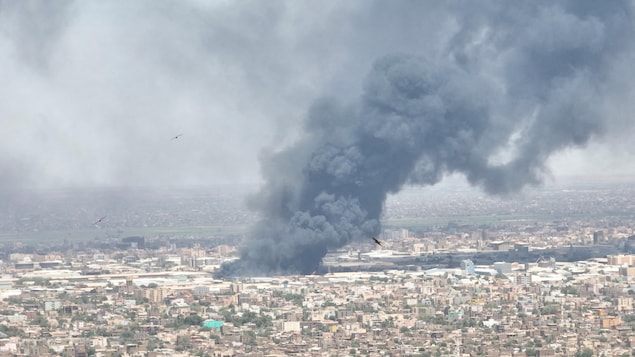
0, 180, 633, 356
4, 0, 635, 356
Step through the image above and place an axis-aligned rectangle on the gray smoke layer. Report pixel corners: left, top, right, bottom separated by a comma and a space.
216, 0, 635, 276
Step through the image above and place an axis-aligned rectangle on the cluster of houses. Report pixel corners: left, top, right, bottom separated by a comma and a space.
1, 251, 635, 356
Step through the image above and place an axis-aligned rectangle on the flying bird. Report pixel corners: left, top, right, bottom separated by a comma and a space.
92, 216, 106, 226
372, 237, 382, 247
171, 134, 183, 140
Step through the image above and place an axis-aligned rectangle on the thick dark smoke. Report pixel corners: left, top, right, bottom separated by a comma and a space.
220, 2, 635, 277
217, 0, 635, 277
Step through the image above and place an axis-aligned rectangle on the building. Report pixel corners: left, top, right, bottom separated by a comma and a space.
490, 241, 510, 251
593, 231, 604, 245
514, 243, 530, 254
600, 316, 622, 329
516, 274, 531, 286
617, 297, 633, 311
493, 262, 512, 275
121, 236, 145, 249
44, 300, 61, 312
461, 259, 475, 275
619, 266, 635, 277
609, 254, 635, 266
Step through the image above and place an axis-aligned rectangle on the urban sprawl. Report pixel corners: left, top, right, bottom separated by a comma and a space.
0, 182, 634, 357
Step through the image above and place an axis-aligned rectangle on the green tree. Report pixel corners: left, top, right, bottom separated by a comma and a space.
183, 315, 204, 326
244, 330, 257, 346
210, 333, 221, 344
30, 315, 49, 328
575, 348, 593, 357
0, 325, 23, 337
175, 335, 192, 351
540, 303, 560, 315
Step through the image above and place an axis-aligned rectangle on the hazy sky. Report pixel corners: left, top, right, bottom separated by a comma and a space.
2, 0, 635, 191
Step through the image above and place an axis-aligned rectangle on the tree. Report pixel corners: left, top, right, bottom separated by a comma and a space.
30, 315, 49, 328
575, 348, 593, 357
210, 333, 221, 344
146, 337, 164, 351
183, 315, 203, 326
244, 330, 257, 346
175, 336, 192, 351
540, 303, 560, 315
0, 325, 23, 337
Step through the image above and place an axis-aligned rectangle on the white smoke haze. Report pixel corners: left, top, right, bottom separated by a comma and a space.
1, 0, 364, 188
1, 1, 635, 275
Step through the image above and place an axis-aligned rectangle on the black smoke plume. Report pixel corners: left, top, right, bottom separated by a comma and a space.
218, 1, 635, 277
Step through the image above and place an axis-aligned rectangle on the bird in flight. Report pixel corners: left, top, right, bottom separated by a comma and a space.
171, 134, 183, 140
92, 216, 106, 226
372, 237, 382, 247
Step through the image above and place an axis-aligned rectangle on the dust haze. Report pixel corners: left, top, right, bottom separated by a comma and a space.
2, 1, 635, 275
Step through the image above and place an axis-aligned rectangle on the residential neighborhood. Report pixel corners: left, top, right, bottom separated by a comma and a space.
2, 235, 635, 356
0, 183, 634, 356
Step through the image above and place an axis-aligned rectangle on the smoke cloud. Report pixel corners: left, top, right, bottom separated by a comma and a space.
218, 0, 635, 276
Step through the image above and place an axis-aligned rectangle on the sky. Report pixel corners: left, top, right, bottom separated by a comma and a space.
2, 0, 635, 192
4, 0, 635, 275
